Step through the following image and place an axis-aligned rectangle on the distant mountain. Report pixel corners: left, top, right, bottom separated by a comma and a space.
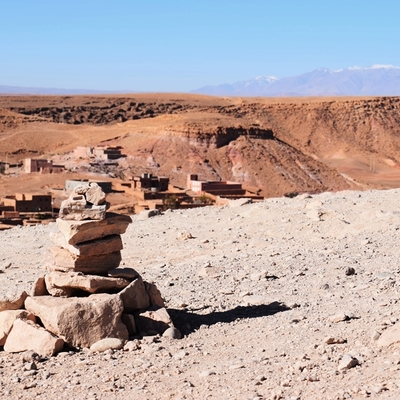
0, 85, 111, 95
191, 65, 400, 96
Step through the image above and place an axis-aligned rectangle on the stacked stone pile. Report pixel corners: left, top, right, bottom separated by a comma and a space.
0, 183, 179, 357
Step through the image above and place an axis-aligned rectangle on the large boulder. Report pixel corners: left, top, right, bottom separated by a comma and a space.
0, 310, 36, 346
4, 319, 64, 357
44, 271, 130, 297
25, 294, 128, 348
56, 213, 132, 245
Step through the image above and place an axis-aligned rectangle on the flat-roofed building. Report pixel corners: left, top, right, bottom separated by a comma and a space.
1, 194, 52, 212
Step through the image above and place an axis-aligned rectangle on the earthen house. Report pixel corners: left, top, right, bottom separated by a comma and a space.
24, 159, 65, 174
73, 146, 125, 160
1, 194, 52, 213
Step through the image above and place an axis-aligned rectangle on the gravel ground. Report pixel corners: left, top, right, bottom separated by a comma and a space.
1, 189, 400, 399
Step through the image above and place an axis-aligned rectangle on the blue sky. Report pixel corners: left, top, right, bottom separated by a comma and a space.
1, 0, 399, 92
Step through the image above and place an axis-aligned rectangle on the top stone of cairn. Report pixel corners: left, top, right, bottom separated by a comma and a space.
59, 183, 108, 221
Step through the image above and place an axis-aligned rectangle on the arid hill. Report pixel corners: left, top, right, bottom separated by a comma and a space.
1, 94, 400, 197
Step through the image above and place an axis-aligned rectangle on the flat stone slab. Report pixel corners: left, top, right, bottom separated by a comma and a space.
51, 233, 123, 257
25, 294, 128, 349
56, 213, 132, 245
45, 271, 130, 297
48, 247, 122, 275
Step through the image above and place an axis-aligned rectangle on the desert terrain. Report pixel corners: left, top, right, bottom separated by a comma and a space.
2, 94, 400, 201
1, 189, 400, 399
1, 95, 400, 399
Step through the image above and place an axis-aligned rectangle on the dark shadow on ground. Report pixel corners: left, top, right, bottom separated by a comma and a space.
168, 301, 290, 336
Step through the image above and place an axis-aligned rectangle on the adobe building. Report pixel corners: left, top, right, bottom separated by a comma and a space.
187, 174, 245, 196
187, 174, 264, 204
118, 174, 170, 202
24, 159, 65, 174
73, 146, 125, 161
94, 146, 125, 160
1, 194, 52, 213
132, 173, 169, 192
74, 146, 94, 158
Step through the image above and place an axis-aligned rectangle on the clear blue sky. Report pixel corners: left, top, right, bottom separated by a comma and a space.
1, 0, 399, 92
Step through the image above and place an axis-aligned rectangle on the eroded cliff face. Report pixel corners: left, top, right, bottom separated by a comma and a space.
1, 94, 400, 197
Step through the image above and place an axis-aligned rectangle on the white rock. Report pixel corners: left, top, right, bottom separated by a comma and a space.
90, 338, 125, 352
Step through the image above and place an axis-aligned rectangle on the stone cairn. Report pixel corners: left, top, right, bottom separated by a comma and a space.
0, 183, 179, 357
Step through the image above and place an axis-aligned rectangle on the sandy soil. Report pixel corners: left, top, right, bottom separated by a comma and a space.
1, 189, 400, 399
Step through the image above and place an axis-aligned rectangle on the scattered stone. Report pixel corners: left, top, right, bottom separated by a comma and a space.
20, 350, 42, 363
324, 336, 346, 345
123, 340, 139, 352
24, 361, 37, 371
199, 370, 216, 377
162, 327, 182, 339
345, 267, 356, 276
227, 198, 252, 207
377, 323, 400, 347
4, 319, 64, 357
330, 313, 349, 323
371, 330, 381, 341
338, 354, 359, 371
320, 283, 329, 290
138, 209, 161, 219
90, 338, 125, 352
177, 231, 193, 240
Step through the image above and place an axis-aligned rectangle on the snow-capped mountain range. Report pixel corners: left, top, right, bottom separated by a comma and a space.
191, 65, 400, 96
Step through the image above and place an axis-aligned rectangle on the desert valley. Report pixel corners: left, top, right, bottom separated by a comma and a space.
1, 94, 400, 399
2, 94, 400, 206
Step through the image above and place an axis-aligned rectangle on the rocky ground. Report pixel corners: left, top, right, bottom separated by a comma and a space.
1, 189, 400, 399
